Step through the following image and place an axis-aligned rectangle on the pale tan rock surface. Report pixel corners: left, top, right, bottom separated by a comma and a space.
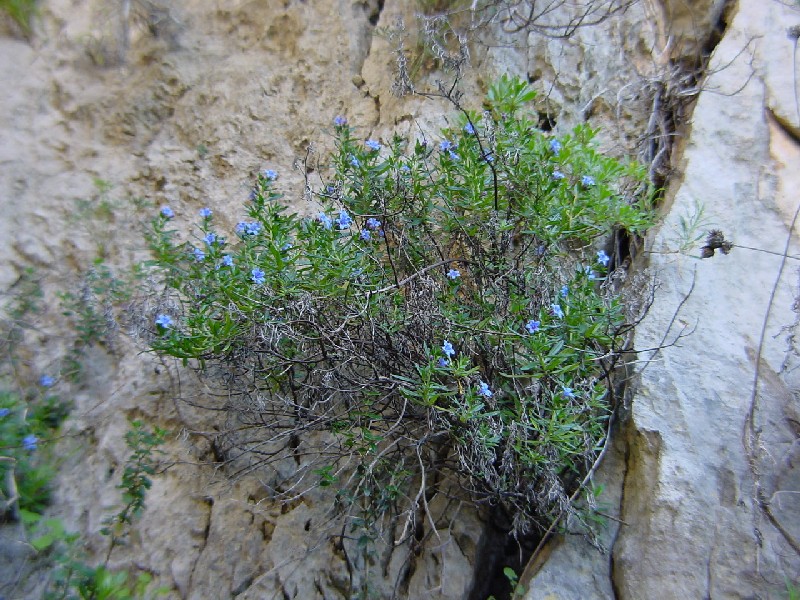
614, 1, 800, 597
3, 0, 799, 598
525, 1, 800, 598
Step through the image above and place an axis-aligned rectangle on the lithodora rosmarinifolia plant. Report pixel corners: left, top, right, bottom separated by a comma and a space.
144, 75, 653, 536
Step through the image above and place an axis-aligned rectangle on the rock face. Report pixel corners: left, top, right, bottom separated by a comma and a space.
524, 1, 800, 599
2, 0, 800, 598
614, 1, 800, 597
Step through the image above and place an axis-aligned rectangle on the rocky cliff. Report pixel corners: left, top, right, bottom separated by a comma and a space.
1, 0, 799, 598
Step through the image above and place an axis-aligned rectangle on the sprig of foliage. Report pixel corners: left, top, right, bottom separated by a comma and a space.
101, 420, 166, 545
0, 0, 37, 36
31, 419, 168, 600
0, 383, 68, 516
144, 76, 653, 540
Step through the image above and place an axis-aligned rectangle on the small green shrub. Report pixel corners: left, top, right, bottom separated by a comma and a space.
31, 419, 168, 600
101, 419, 166, 546
0, 260, 165, 596
0, 377, 69, 516
0, 0, 37, 35
144, 75, 652, 537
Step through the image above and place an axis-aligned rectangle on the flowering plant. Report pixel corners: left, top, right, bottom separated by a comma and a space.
144, 76, 652, 537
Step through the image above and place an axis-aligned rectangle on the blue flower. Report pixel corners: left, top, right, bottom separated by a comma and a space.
349, 155, 361, 168
584, 266, 597, 280
482, 151, 494, 162
155, 314, 172, 328
199, 207, 213, 218
562, 387, 575, 398
551, 304, 564, 319
442, 340, 455, 358
447, 268, 460, 280
360, 229, 371, 241
160, 206, 174, 219
437, 358, 449, 368
525, 320, 540, 334
464, 123, 475, 135
439, 140, 454, 152
596, 250, 610, 267
23, 434, 38, 451
448, 150, 459, 161
263, 169, 278, 181
366, 217, 381, 230
318, 213, 333, 230
192, 247, 206, 262
561, 285, 569, 298
281, 242, 292, 251
221, 255, 234, 267
334, 115, 347, 126
549, 139, 561, 153
0, 408, 10, 418
582, 175, 596, 186
337, 210, 353, 230
478, 381, 493, 398
366, 139, 381, 151
236, 222, 261, 236
400, 164, 411, 173
552, 170, 565, 180
39, 375, 55, 388
204, 232, 217, 246
251, 268, 266, 285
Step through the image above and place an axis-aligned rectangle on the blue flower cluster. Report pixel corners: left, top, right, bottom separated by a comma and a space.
447, 268, 460, 280
525, 319, 540, 334
334, 115, 347, 126
442, 340, 455, 358
160, 206, 174, 219
263, 169, 278, 181
236, 221, 262, 236
365, 139, 381, 151
337, 210, 352, 230
199, 207, 213, 218
23, 434, 38, 451
549, 139, 562, 153
596, 250, 610, 267
318, 213, 333, 230
251, 268, 266, 285
155, 314, 172, 328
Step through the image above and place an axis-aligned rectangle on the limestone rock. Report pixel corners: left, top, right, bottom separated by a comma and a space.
4, 0, 799, 598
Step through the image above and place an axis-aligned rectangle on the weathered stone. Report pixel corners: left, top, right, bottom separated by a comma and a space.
3, 0, 799, 598
613, 1, 800, 598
